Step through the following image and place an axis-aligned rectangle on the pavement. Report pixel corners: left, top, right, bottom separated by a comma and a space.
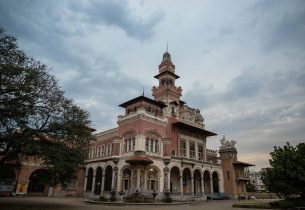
0, 196, 276, 210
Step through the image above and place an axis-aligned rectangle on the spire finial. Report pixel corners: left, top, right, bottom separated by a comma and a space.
166, 42, 168, 52
142, 86, 145, 96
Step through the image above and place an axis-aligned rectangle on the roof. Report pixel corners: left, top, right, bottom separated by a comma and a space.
119, 95, 167, 108
154, 70, 180, 79
125, 155, 153, 166
233, 160, 255, 167
173, 121, 217, 137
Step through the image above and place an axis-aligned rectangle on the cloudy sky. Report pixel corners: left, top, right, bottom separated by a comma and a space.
1, 0, 305, 169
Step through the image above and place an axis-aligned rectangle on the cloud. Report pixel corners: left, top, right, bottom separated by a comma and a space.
186, 62, 305, 167
71, 0, 164, 41
248, 0, 305, 52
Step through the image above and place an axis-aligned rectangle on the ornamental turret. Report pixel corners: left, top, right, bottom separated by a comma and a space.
152, 51, 182, 103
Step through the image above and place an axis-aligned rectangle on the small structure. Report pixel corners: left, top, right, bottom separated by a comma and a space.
219, 136, 254, 199
249, 169, 267, 192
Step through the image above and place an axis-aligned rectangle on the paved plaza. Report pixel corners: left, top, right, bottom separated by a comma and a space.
0, 196, 275, 210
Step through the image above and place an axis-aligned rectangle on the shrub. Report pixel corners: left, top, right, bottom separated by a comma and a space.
99, 196, 107, 202
162, 196, 172, 203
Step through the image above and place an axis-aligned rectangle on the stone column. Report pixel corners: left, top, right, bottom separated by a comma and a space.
167, 171, 171, 189
180, 175, 183, 197
136, 168, 141, 189
100, 173, 105, 196
144, 169, 147, 190
91, 175, 96, 194
210, 175, 214, 195
83, 175, 87, 194
201, 175, 204, 196
160, 139, 163, 157
163, 170, 169, 190
195, 142, 198, 160
191, 176, 194, 197
186, 139, 190, 158
113, 170, 118, 191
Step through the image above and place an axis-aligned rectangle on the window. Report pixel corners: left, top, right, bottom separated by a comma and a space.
180, 139, 186, 157
145, 134, 159, 153
189, 142, 195, 158
93, 147, 96, 158
88, 149, 91, 159
171, 150, 176, 156
107, 144, 112, 156
132, 138, 135, 151
227, 171, 230, 180
101, 145, 105, 157
124, 139, 127, 152
115, 144, 119, 154
155, 140, 159, 153
97, 146, 101, 158
198, 144, 203, 160
128, 139, 132, 152
150, 139, 154, 152
145, 138, 149, 151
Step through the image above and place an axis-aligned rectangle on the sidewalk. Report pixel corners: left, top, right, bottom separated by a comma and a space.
0, 196, 277, 210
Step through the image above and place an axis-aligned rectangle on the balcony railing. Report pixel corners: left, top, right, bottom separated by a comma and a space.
236, 171, 250, 180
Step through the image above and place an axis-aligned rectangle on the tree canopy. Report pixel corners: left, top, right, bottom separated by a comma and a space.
0, 27, 94, 186
262, 142, 305, 199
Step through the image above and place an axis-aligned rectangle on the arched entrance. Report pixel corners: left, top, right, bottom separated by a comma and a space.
147, 168, 159, 192
193, 169, 202, 195
203, 170, 211, 194
122, 168, 131, 191
86, 168, 93, 191
27, 169, 48, 194
94, 167, 102, 195
212, 171, 219, 193
182, 168, 191, 194
104, 165, 113, 192
170, 166, 180, 194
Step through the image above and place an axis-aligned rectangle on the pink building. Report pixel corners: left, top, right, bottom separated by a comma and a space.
84, 51, 225, 200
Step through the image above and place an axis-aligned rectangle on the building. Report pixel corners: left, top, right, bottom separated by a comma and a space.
0, 51, 254, 199
249, 169, 267, 192
84, 51, 221, 200
83, 51, 253, 200
219, 136, 254, 198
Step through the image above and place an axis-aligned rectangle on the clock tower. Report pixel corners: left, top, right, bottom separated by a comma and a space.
152, 51, 182, 104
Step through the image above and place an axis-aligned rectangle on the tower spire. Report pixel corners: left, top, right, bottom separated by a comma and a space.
166, 42, 168, 53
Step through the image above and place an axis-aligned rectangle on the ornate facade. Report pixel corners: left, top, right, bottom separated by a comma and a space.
84, 52, 227, 200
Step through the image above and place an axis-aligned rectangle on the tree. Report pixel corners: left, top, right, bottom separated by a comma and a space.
262, 142, 305, 199
0, 27, 94, 187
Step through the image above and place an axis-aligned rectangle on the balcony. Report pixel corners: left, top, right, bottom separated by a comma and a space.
235, 170, 250, 181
